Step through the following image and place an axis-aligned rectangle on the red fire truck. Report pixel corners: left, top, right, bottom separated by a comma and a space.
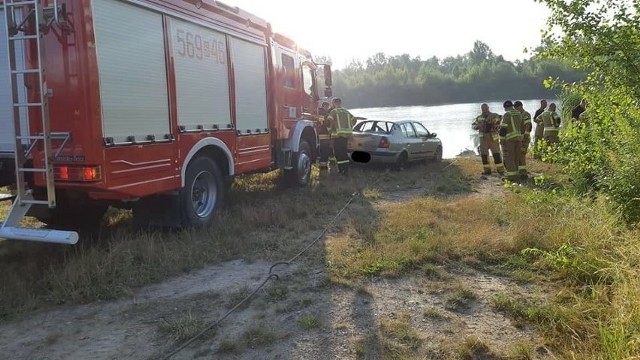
0, 0, 332, 244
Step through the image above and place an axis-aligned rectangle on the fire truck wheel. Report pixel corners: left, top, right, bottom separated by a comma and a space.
285, 140, 312, 187
181, 156, 224, 227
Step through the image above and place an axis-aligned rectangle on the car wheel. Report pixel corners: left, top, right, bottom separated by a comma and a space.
180, 156, 224, 227
432, 146, 443, 162
394, 151, 408, 171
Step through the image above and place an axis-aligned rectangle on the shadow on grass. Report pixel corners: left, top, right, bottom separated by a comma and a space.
0, 159, 473, 322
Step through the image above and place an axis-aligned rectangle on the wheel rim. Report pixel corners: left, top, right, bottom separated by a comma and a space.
190, 170, 217, 218
297, 151, 311, 184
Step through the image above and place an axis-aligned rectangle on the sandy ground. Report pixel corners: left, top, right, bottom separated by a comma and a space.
0, 162, 553, 360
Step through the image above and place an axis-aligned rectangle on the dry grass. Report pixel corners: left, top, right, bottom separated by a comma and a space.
0, 162, 458, 319
379, 313, 423, 358
2, 157, 640, 360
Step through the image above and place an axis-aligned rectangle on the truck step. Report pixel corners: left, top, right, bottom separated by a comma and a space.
0, 226, 78, 245
0, 194, 16, 203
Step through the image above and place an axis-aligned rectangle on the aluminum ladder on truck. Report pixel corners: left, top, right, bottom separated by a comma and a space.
0, 0, 77, 244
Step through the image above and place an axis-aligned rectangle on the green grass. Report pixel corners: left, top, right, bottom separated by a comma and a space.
455, 337, 498, 360
242, 323, 277, 348
264, 283, 289, 303
158, 311, 207, 341
422, 308, 448, 320
379, 313, 423, 358
445, 286, 478, 312
421, 263, 446, 280
298, 313, 322, 329
217, 338, 241, 354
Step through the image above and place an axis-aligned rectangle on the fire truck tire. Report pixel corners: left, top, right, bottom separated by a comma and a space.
285, 139, 312, 187
180, 156, 224, 227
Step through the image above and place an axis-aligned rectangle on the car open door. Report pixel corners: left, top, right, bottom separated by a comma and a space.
412, 122, 437, 159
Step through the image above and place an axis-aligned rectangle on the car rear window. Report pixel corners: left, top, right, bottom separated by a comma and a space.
354, 121, 394, 134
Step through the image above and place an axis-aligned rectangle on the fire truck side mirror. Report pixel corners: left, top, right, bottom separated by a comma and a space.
324, 65, 332, 86
324, 87, 333, 98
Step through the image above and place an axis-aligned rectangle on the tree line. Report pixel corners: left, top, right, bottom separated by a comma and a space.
328, 41, 584, 108
537, 0, 640, 223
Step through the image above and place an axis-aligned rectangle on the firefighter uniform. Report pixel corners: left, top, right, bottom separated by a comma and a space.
539, 109, 561, 144
327, 102, 356, 174
533, 112, 545, 158
472, 107, 504, 175
499, 101, 524, 181
316, 105, 332, 169
515, 104, 532, 177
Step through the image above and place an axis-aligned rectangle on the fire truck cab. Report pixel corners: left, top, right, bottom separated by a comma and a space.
0, 0, 333, 244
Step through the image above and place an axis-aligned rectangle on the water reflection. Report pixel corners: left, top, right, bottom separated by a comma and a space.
352, 99, 560, 159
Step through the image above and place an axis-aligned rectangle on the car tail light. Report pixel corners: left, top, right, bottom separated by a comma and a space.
54, 165, 102, 182
378, 137, 390, 148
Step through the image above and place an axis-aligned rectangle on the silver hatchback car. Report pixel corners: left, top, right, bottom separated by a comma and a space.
348, 120, 443, 167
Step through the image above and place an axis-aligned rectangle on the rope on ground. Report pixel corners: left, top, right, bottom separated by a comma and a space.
161, 177, 374, 359
161, 274, 279, 360
269, 191, 360, 275
442, 157, 460, 170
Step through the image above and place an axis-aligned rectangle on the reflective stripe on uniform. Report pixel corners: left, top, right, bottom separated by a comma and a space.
333, 108, 352, 131
507, 171, 519, 176
501, 110, 523, 141
518, 165, 527, 171
335, 130, 352, 135
336, 160, 350, 165
541, 111, 560, 132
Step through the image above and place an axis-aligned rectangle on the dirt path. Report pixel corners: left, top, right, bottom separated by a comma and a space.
0, 159, 552, 359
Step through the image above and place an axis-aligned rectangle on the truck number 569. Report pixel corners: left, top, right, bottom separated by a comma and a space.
175, 29, 226, 64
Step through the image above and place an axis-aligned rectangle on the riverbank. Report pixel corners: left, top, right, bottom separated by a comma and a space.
0, 156, 638, 359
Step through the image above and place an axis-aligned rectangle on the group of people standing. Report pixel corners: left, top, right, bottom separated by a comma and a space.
473, 99, 562, 181
316, 97, 357, 175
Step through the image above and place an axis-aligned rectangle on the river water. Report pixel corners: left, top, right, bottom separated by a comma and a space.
352, 99, 559, 159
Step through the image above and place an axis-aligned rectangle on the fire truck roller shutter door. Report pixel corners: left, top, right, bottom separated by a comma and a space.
229, 37, 268, 134
0, 8, 30, 154
92, 0, 170, 144
168, 17, 232, 131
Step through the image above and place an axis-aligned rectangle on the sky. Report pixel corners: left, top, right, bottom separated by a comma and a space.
225, 0, 551, 69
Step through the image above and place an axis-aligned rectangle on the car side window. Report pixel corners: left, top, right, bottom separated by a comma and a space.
413, 122, 430, 137
402, 123, 418, 138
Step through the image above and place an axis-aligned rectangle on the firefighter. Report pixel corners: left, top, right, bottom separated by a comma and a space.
316, 101, 332, 169
533, 99, 547, 159
499, 100, 524, 181
472, 103, 504, 175
571, 98, 587, 121
326, 98, 356, 175
536, 102, 561, 145
514, 101, 532, 179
